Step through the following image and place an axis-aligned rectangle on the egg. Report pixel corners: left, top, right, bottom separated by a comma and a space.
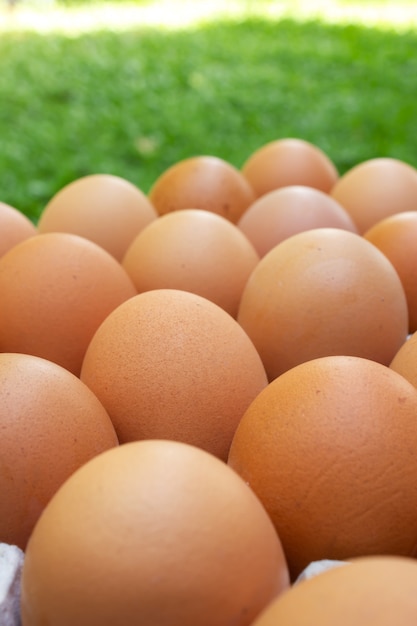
0, 232, 137, 376
237, 227, 408, 380
330, 157, 417, 233
20, 439, 290, 626
228, 355, 417, 579
148, 155, 256, 223
390, 331, 417, 388
237, 185, 357, 258
122, 209, 259, 318
241, 138, 339, 198
0, 201, 37, 258
364, 212, 417, 333
251, 556, 417, 625
0, 353, 118, 550
80, 289, 268, 460
37, 174, 157, 262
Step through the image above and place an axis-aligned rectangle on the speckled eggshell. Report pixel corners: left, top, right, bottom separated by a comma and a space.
364, 212, 417, 333
251, 556, 417, 626
237, 227, 408, 380
0, 201, 37, 258
148, 155, 256, 223
21, 440, 289, 626
241, 138, 339, 198
228, 356, 417, 579
330, 157, 417, 233
80, 289, 268, 460
238, 185, 357, 257
122, 209, 259, 318
0, 352, 118, 550
0, 232, 137, 376
38, 174, 157, 261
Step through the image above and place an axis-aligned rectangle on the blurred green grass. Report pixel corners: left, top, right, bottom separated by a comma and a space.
0, 2, 417, 222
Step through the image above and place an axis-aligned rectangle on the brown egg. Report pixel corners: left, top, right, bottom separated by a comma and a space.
0, 201, 37, 257
330, 157, 417, 234
148, 155, 256, 223
390, 332, 417, 388
241, 138, 339, 198
38, 174, 157, 261
364, 212, 417, 333
238, 227, 408, 380
252, 556, 417, 626
228, 355, 417, 580
21, 439, 290, 626
0, 233, 137, 376
122, 209, 259, 318
0, 352, 118, 550
80, 289, 268, 460
238, 185, 357, 257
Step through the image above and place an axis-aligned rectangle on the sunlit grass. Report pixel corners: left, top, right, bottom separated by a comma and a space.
1, 1, 416, 221
1, 0, 416, 34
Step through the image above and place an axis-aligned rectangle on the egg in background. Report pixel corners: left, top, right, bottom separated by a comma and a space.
390, 331, 417, 389
0, 352, 118, 550
37, 174, 157, 262
0, 232, 137, 376
21, 440, 290, 626
228, 355, 417, 580
122, 209, 259, 318
237, 227, 408, 380
0, 201, 37, 258
330, 157, 417, 233
251, 556, 417, 626
238, 185, 357, 258
148, 155, 255, 223
364, 211, 417, 333
241, 138, 339, 198
80, 289, 268, 461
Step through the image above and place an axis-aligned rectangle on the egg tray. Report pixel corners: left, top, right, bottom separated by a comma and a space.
0, 541, 347, 626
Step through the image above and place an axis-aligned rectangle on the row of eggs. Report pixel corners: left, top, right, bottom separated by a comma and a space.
2, 137, 417, 625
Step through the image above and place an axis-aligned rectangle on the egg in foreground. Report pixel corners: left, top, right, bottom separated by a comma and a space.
228, 355, 417, 579
252, 556, 417, 626
21, 440, 290, 626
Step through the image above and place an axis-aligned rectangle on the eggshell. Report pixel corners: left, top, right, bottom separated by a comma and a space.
330, 157, 417, 233
241, 138, 339, 198
148, 155, 256, 223
0, 353, 118, 550
390, 331, 417, 388
364, 212, 417, 333
0, 201, 37, 258
228, 355, 417, 579
37, 174, 157, 261
122, 209, 259, 318
21, 440, 290, 626
80, 289, 268, 460
237, 227, 408, 380
0, 233, 137, 376
237, 185, 357, 257
252, 556, 417, 626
